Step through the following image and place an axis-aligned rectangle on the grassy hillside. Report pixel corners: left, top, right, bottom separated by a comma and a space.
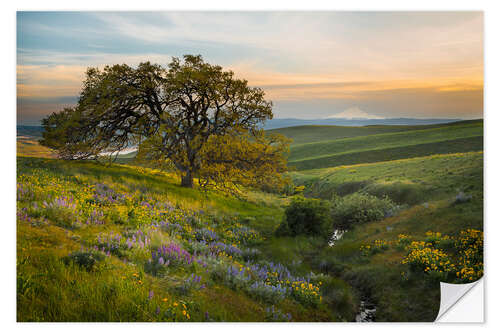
275, 119, 484, 321
269, 123, 452, 146
289, 136, 482, 171
313, 169, 482, 321
292, 151, 483, 215
17, 157, 356, 322
269, 120, 480, 146
279, 151, 483, 321
285, 120, 482, 170
17, 136, 57, 158
16, 119, 483, 322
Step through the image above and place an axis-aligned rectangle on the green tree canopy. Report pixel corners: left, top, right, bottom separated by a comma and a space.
41, 55, 290, 190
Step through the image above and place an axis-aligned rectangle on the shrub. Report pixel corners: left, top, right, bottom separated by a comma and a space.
207, 261, 252, 291
151, 243, 193, 268
334, 180, 371, 197
42, 196, 81, 229
276, 197, 332, 238
363, 181, 427, 205
224, 264, 252, 290
331, 193, 396, 230
208, 258, 230, 283
395, 234, 412, 250
195, 228, 218, 242
289, 280, 322, 307
360, 240, 390, 256
63, 251, 105, 271
401, 241, 454, 281
455, 229, 483, 282
248, 281, 287, 304
400, 229, 483, 283
424, 231, 450, 246
228, 225, 262, 245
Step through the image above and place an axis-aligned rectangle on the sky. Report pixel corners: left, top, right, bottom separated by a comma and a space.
17, 11, 483, 125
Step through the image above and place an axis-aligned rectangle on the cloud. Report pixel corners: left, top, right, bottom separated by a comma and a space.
18, 49, 173, 67
17, 64, 85, 98
16, 51, 174, 98
16, 12, 483, 123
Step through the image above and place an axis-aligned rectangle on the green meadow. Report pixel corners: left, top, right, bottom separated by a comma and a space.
16, 119, 483, 322
267, 121, 468, 146
278, 120, 483, 321
276, 120, 482, 170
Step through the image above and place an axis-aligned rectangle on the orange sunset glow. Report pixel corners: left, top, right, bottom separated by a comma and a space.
17, 11, 483, 123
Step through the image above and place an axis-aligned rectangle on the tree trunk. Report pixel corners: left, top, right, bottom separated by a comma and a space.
181, 171, 194, 188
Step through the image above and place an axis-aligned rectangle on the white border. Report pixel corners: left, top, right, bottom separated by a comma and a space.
3, 1, 499, 332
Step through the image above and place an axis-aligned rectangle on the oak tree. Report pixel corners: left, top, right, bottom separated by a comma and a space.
41, 55, 290, 190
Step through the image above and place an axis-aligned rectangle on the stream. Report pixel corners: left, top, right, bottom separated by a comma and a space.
355, 299, 377, 322
328, 229, 346, 246
328, 229, 377, 322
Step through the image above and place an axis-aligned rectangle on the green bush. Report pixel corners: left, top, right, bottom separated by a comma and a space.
331, 193, 396, 230
363, 181, 427, 205
276, 197, 332, 238
63, 251, 105, 271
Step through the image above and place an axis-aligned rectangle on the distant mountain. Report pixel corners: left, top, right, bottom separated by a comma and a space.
325, 106, 385, 120
262, 118, 463, 130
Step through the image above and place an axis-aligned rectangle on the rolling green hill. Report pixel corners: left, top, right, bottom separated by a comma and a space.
287, 150, 483, 321
291, 151, 483, 205
279, 120, 482, 170
17, 157, 354, 322
16, 119, 484, 322
268, 120, 480, 146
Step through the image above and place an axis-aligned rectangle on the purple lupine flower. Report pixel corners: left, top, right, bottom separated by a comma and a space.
148, 290, 154, 300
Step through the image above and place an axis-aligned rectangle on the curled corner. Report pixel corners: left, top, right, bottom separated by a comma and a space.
435, 278, 484, 322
